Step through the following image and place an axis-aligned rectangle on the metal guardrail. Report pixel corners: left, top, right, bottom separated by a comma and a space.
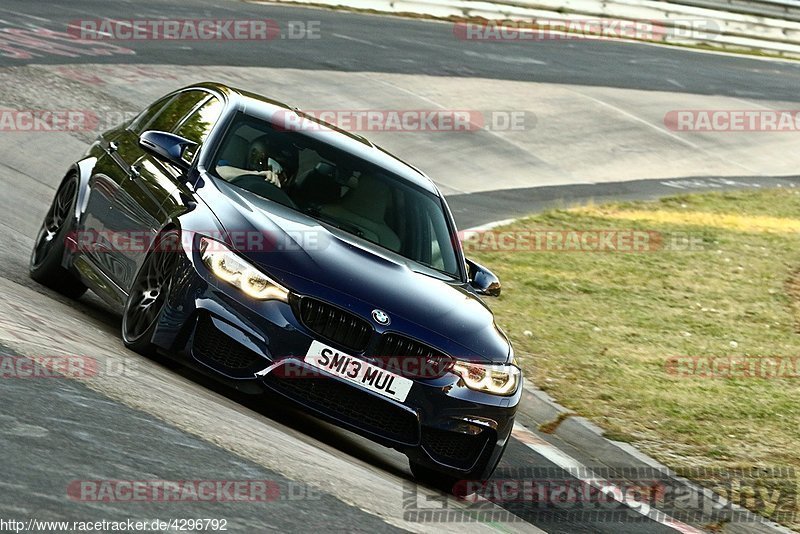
484, 0, 800, 54
283, 0, 800, 57
658, 0, 800, 22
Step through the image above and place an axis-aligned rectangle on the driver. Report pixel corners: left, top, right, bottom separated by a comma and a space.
217, 135, 298, 188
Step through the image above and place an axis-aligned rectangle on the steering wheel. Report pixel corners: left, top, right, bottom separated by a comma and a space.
230, 173, 271, 185
229, 174, 297, 209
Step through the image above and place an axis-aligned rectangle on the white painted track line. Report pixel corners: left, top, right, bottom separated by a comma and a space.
511, 423, 704, 534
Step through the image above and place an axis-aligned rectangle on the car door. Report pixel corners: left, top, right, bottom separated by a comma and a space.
83, 90, 222, 291
116, 91, 225, 291
78, 92, 178, 292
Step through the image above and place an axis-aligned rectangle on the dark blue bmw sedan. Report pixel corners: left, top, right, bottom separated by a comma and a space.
29, 83, 521, 486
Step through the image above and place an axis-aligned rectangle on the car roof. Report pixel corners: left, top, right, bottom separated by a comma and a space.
193, 82, 441, 196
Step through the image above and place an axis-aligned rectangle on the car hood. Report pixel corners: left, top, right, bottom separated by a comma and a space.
198, 178, 511, 363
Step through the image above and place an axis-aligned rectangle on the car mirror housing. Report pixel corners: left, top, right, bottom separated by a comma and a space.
466, 258, 501, 297
139, 130, 197, 170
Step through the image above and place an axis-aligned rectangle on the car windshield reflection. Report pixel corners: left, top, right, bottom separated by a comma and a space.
210, 113, 461, 279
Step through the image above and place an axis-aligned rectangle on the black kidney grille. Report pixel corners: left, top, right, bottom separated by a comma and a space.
296, 297, 372, 352
374, 333, 453, 378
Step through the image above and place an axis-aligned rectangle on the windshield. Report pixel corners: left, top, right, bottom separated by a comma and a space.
210, 113, 461, 278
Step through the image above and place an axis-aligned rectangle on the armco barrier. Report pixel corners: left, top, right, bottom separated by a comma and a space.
255, 0, 800, 58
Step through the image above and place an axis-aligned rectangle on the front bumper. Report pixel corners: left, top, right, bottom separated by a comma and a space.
152, 249, 521, 479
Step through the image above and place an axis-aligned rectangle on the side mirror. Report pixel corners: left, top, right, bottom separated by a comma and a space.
466, 258, 501, 297
139, 130, 197, 170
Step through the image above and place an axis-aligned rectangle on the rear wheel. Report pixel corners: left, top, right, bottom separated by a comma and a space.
29, 174, 87, 299
121, 230, 180, 355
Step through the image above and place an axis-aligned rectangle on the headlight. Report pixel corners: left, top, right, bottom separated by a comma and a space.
200, 237, 289, 301
452, 361, 520, 395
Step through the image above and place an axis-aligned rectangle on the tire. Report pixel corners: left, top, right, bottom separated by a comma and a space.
29, 174, 87, 299
121, 230, 180, 355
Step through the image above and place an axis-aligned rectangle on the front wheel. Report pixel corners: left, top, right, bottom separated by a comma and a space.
121, 230, 180, 355
29, 174, 87, 299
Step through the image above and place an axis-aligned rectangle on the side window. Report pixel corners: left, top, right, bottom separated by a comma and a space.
175, 97, 224, 145
146, 90, 209, 134
128, 94, 173, 134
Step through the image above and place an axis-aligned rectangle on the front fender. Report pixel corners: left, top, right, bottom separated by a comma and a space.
57, 157, 98, 271
71, 156, 98, 223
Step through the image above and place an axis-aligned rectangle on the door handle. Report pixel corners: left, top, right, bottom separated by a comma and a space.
128, 165, 141, 179
108, 141, 118, 153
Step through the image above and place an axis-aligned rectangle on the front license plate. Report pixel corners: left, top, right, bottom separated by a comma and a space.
304, 340, 412, 402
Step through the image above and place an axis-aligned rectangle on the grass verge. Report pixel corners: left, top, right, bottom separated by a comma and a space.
468, 188, 800, 528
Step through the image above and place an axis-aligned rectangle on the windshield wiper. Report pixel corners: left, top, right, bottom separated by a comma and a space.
410, 265, 457, 281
